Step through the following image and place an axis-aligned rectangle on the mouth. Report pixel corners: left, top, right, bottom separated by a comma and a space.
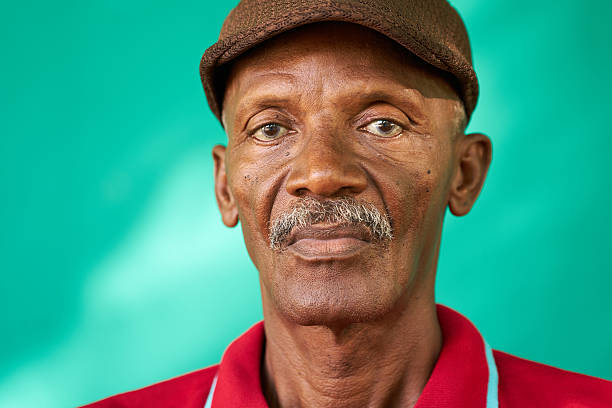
286, 224, 371, 260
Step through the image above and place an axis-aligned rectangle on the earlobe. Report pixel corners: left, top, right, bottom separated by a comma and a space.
212, 145, 239, 227
448, 133, 492, 216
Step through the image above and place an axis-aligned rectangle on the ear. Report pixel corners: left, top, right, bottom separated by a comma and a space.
212, 145, 239, 227
448, 133, 492, 216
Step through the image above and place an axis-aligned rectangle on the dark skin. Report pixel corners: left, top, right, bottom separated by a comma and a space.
212, 22, 492, 408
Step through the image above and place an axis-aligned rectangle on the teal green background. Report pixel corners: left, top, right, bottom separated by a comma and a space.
1, 1, 611, 406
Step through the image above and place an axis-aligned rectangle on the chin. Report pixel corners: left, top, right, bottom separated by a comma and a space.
278, 302, 392, 328
266, 264, 401, 327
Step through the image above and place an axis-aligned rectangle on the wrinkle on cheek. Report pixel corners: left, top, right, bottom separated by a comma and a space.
227, 151, 259, 214
386, 169, 441, 287
371, 155, 445, 249
395, 173, 431, 233
228, 144, 291, 250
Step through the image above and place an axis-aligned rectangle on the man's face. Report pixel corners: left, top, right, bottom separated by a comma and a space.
214, 23, 487, 326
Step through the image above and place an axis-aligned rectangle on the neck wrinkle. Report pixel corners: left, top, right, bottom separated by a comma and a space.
261, 295, 441, 408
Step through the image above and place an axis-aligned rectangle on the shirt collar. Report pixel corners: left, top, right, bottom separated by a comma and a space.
206, 304, 498, 408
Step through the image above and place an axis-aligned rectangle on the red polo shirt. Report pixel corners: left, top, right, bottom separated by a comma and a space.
82, 305, 612, 407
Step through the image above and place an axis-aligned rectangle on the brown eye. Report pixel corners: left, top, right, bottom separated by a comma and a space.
252, 123, 289, 141
363, 119, 403, 138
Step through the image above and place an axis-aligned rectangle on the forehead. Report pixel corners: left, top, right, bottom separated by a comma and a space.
221, 22, 462, 127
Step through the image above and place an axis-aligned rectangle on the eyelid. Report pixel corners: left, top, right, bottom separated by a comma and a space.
248, 121, 288, 136
245, 108, 296, 134
353, 104, 413, 129
363, 117, 404, 127
246, 120, 294, 137
359, 117, 406, 131
243, 107, 295, 132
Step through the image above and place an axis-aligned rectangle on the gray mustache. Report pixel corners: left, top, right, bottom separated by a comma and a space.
269, 197, 393, 249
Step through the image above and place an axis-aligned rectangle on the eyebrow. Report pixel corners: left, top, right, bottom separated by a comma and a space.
233, 95, 296, 127
231, 73, 298, 120
347, 89, 429, 122
353, 89, 426, 107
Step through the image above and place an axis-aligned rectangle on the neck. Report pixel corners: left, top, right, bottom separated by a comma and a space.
261, 297, 442, 408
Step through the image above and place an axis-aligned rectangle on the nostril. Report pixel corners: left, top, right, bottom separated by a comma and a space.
293, 187, 310, 197
286, 166, 368, 197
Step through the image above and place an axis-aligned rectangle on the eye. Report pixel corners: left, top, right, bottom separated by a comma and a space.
362, 119, 403, 138
251, 123, 289, 141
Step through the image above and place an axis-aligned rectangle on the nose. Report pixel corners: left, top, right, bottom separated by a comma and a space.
285, 131, 368, 197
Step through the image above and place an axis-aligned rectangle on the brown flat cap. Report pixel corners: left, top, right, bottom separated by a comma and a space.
200, 0, 478, 124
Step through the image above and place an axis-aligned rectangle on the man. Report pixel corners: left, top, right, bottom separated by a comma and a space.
84, 0, 612, 407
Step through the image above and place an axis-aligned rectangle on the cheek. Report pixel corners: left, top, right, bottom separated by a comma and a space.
368, 139, 453, 242
226, 146, 288, 263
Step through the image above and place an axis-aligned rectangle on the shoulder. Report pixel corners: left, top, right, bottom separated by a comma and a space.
494, 350, 612, 407
80, 365, 218, 408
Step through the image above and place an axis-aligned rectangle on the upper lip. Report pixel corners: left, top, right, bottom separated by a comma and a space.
286, 224, 371, 246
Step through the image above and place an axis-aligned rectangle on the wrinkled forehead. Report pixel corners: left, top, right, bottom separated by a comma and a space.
222, 23, 462, 112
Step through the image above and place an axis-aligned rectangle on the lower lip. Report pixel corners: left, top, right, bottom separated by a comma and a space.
288, 237, 369, 259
